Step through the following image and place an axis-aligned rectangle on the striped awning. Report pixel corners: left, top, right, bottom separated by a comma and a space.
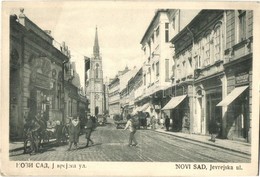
162, 95, 187, 110
217, 86, 248, 107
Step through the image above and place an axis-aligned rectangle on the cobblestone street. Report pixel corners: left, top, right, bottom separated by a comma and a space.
9, 119, 250, 162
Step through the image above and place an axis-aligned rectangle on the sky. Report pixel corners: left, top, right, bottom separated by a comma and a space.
9, 2, 157, 87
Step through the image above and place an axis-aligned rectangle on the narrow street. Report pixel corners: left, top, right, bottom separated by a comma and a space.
10, 119, 250, 162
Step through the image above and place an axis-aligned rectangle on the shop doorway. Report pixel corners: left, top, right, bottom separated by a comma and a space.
232, 91, 249, 140
29, 88, 49, 120
206, 92, 222, 136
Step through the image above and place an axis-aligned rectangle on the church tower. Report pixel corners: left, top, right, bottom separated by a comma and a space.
87, 27, 104, 115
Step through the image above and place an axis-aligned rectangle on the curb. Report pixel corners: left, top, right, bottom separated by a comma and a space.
153, 130, 251, 156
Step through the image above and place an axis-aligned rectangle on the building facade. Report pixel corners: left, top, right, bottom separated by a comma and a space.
108, 67, 130, 116
108, 77, 120, 116
167, 9, 253, 143
9, 10, 69, 139
170, 10, 225, 134
134, 9, 199, 120
85, 28, 104, 116
64, 61, 87, 122
217, 10, 253, 143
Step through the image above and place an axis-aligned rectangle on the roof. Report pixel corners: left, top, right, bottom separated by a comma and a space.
119, 67, 140, 91
140, 9, 168, 44
170, 10, 224, 44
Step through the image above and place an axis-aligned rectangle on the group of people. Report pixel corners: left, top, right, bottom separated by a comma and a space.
67, 114, 95, 151
23, 112, 96, 154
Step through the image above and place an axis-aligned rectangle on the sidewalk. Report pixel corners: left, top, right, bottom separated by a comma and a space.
154, 128, 251, 156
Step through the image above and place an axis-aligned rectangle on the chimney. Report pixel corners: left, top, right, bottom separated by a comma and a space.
18, 8, 26, 26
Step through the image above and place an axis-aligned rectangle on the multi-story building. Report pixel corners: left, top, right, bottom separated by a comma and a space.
108, 77, 120, 116
64, 60, 87, 122
167, 9, 253, 143
9, 9, 69, 139
217, 10, 253, 143
108, 67, 129, 116
137, 9, 199, 119
119, 67, 140, 116
168, 10, 225, 134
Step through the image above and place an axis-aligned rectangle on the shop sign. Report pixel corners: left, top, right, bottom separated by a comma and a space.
236, 72, 249, 85
33, 73, 50, 90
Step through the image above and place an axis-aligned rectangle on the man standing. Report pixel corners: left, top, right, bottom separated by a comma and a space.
85, 114, 94, 147
124, 114, 138, 147
68, 116, 80, 151
165, 115, 170, 131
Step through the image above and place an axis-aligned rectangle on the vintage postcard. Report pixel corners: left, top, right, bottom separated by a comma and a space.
1, 1, 259, 176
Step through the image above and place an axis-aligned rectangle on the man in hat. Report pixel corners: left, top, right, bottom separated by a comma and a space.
124, 114, 138, 147
67, 116, 80, 151
84, 114, 94, 147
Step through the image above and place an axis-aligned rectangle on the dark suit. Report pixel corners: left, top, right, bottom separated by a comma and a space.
85, 118, 94, 147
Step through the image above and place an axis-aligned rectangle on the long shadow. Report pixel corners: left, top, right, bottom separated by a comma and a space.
76, 143, 102, 150
9, 141, 69, 157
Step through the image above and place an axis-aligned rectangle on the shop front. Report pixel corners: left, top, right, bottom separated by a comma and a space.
194, 76, 223, 135
217, 60, 251, 142
162, 95, 189, 132
28, 57, 63, 129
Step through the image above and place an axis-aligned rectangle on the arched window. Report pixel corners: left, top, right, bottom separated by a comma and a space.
213, 23, 222, 62
95, 63, 99, 78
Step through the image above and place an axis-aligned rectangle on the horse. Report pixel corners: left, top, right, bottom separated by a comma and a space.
23, 118, 47, 154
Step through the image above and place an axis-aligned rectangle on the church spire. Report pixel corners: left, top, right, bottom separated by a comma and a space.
93, 26, 100, 57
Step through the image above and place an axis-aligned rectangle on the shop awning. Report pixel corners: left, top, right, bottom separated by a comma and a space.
162, 95, 187, 110
217, 86, 248, 107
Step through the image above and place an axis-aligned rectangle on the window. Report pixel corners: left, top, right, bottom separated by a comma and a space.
194, 55, 201, 69
57, 83, 62, 109
182, 61, 186, 78
172, 17, 176, 30
156, 62, 160, 77
95, 63, 99, 78
165, 59, 169, 82
214, 26, 221, 61
204, 34, 211, 66
68, 100, 72, 117
238, 10, 246, 42
165, 23, 169, 42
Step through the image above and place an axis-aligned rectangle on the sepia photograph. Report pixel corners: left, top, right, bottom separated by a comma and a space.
1, 1, 259, 176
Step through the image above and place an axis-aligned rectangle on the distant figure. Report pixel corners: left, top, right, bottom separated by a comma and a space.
55, 121, 62, 146
209, 119, 220, 142
85, 114, 94, 147
124, 114, 138, 147
165, 115, 170, 131
67, 116, 80, 151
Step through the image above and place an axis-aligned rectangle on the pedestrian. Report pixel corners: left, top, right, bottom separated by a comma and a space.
84, 114, 94, 147
67, 116, 80, 151
124, 114, 138, 147
165, 115, 170, 131
209, 119, 220, 142
55, 120, 62, 146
